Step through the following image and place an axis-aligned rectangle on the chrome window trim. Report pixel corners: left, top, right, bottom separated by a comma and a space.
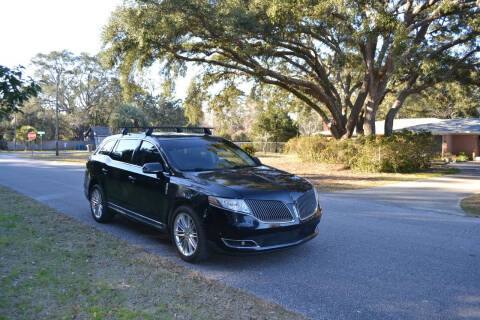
106, 137, 171, 177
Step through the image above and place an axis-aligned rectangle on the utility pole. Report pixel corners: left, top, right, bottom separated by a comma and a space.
13, 113, 17, 151
55, 73, 59, 156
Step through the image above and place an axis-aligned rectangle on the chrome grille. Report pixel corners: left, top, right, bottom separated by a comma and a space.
296, 189, 317, 220
245, 200, 294, 223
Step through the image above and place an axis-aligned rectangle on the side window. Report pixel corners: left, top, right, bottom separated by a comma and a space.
111, 139, 140, 164
134, 141, 163, 166
97, 139, 117, 156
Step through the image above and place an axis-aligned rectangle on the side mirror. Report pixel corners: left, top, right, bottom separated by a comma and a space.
253, 156, 261, 165
142, 162, 164, 174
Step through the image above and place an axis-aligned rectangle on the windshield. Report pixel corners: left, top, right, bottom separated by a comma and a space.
160, 138, 257, 171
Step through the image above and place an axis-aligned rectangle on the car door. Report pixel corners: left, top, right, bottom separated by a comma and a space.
107, 138, 141, 210
130, 140, 169, 223
94, 138, 118, 199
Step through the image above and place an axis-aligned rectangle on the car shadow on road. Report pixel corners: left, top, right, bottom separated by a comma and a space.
110, 213, 319, 270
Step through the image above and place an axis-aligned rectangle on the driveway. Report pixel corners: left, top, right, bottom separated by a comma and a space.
322, 162, 480, 216
0, 154, 479, 320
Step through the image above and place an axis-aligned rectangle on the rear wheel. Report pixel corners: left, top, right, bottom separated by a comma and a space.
171, 206, 209, 262
90, 185, 113, 223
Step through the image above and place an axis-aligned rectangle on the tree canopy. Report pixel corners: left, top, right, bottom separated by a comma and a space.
103, 0, 479, 139
0, 65, 41, 121
253, 107, 298, 142
109, 104, 148, 129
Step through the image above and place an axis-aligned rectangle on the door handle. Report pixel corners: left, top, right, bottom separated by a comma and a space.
101, 168, 108, 174
128, 175, 136, 183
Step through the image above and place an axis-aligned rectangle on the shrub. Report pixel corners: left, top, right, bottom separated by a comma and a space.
456, 152, 470, 162
232, 132, 250, 142
241, 144, 256, 156
0, 138, 7, 150
285, 131, 435, 173
217, 131, 232, 141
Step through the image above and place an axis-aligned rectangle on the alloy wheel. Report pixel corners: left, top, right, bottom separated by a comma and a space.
90, 188, 103, 219
173, 213, 198, 257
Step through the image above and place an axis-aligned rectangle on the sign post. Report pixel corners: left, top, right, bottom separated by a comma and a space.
27, 131, 36, 156
37, 131, 45, 151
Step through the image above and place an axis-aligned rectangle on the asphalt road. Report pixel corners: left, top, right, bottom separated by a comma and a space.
0, 154, 479, 320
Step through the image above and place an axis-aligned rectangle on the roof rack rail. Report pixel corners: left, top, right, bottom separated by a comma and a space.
120, 126, 214, 136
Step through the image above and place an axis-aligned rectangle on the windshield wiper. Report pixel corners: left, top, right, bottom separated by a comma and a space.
189, 168, 212, 172
231, 165, 253, 169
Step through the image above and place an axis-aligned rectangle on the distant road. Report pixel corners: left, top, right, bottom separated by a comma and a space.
1, 153, 479, 320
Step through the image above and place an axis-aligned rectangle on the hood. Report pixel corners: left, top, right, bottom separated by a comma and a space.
189, 165, 312, 202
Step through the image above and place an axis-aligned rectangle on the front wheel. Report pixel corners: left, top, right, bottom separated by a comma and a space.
89, 185, 113, 223
171, 206, 209, 262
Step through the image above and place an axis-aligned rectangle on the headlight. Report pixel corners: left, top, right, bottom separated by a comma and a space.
313, 186, 321, 211
208, 196, 251, 214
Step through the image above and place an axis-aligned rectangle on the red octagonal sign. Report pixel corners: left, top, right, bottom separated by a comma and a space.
27, 131, 36, 140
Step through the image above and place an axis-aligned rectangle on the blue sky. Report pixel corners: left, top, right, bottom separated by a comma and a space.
0, 0, 121, 68
0, 0, 199, 99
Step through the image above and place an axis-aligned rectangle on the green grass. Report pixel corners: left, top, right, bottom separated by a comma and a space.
460, 194, 480, 217
0, 186, 305, 320
16, 151, 91, 165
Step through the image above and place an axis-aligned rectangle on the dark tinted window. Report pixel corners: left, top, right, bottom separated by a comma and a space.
134, 141, 162, 166
97, 139, 116, 155
111, 139, 140, 163
161, 138, 256, 171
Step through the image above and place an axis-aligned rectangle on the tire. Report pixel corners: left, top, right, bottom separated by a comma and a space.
171, 206, 209, 263
89, 185, 114, 223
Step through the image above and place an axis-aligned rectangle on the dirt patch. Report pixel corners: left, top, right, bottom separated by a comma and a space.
460, 194, 480, 217
258, 153, 459, 191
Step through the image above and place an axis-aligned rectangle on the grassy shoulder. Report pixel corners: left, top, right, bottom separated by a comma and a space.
0, 186, 304, 320
258, 153, 459, 192
15, 151, 91, 165
460, 194, 480, 217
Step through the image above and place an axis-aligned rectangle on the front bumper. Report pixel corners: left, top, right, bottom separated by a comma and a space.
206, 205, 322, 254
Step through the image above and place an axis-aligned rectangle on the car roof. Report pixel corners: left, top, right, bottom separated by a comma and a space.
107, 133, 221, 142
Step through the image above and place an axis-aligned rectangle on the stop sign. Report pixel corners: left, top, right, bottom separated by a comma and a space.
27, 131, 36, 140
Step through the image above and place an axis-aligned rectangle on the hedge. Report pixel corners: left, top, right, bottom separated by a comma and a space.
284, 131, 435, 173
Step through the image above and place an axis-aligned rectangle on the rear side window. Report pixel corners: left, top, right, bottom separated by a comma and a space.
111, 139, 140, 164
133, 141, 162, 166
97, 139, 116, 156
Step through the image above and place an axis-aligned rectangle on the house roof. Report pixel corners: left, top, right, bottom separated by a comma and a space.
404, 118, 480, 135
84, 126, 111, 137
318, 118, 480, 136
375, 118, 443, 135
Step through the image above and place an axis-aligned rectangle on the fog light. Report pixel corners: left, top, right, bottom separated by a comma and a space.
222, 238, 259, 248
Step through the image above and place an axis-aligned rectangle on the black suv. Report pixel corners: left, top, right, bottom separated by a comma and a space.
84, 127, 322, 262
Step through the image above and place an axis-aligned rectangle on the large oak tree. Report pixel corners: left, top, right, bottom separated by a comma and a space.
103, 0, 479, 138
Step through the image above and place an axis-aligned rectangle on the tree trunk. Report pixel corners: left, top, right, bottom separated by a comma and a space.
384, 75, 419, 136
356, 107, 365, 135
55, 75, 60, 156
363, 78, 389, 135
329, 122, 343, 139
344, 78, 369, 138
363, 94, 376, 135
384, 90, 410, 136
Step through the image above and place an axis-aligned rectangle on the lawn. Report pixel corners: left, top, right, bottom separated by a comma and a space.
460, 194, 480, 217
15, 150, 91, 165
0, 186, 304, 320
258, 153, 459, 191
